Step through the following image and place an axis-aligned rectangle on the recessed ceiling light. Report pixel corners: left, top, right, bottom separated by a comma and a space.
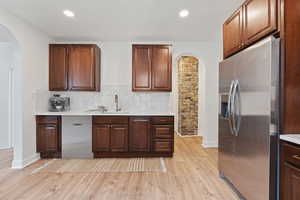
179, 9, 189, 18
63, 10, 75, 18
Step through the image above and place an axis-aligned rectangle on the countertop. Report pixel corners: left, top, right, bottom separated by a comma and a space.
280, 134, 300, 145
33, 111, 174, 116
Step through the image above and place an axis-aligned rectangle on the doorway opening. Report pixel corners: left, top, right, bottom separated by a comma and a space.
177, 56, 199, 136
0, 24, 21, 168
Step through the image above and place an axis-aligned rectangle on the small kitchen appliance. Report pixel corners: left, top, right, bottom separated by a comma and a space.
48, 94, 70, 112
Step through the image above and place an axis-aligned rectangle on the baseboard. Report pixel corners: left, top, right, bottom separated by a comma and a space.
202, 140, 218, 148
176, 131, 200, 137
12, 153, 40, 169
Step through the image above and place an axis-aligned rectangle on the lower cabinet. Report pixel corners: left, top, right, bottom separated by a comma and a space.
152, 139, 173, 153
93, 116, 174, 158
36, 115, 174, 159
92, 123, 128, 153
110, 125, 129, 152
92, 124, 110, 152
151, 117, 174, 154
129, 117, 151, 152
152, 125, 174, 139
282, 163, 300, 200
36, 116, 61, 158
280, 141, 300, 200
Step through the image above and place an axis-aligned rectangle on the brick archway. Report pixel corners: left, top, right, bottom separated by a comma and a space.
178, 56, 199, 136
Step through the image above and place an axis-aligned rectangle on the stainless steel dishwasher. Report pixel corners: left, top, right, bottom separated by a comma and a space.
62, 116, 93, 159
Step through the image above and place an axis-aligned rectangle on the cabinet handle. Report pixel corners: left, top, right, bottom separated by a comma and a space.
45, 127, 55, 130
292, 155, 300, 160
73, 123, 83, 127
134, 120, 148, 122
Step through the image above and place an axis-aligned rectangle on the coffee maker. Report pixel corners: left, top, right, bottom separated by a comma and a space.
48, 94, 70, 112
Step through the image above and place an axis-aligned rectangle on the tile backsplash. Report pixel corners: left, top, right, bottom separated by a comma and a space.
35, 85, 173, 113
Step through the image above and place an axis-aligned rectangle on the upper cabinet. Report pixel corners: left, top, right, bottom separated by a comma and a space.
223, 8, 244, 58
243, 0, 277, 45
132, 45, 152, 91
132, 45, 172, 92
49, 44, 101, 91
49, 45, 69, 91
223, 0, 278, 58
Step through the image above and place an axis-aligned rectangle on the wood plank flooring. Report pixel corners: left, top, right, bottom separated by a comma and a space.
0, 136, 239, 200
0, 148, 13, 170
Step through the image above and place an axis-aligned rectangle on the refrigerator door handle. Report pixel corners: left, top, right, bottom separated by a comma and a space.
231, 80, 238, 135
234, 80, 242, 136
231, 80, 242, 136
228, 80, 235, 135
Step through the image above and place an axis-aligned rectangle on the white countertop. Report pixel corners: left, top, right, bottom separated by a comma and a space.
33, 111, 174, 116
280, 134, 300, 145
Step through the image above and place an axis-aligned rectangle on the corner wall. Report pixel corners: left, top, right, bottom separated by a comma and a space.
0, 43, 14, 149
0, 8, 52, 168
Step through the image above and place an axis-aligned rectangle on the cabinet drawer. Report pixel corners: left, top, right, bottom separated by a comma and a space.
282, 142, 300, 167
152, 116, 174, 124
36, 116, 59, 124
152, 125, 174, 139
153, 140, 173, 153
93, 116, 129, 124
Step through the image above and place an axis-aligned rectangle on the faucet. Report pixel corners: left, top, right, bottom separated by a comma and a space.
114, 94, 122, 112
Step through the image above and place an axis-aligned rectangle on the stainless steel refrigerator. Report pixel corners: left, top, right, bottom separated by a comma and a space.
219, 36, 280, 200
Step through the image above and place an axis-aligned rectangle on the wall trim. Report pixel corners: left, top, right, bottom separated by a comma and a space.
11, 153, 40, 169
175, 131, 199, 138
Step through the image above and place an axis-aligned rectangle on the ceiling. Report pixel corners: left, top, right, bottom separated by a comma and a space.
0, 0, 244, 42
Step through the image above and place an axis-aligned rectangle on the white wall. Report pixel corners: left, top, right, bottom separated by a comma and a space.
0, 43, 14, 149
0, 8, 52, 168
172, 42, 220, 147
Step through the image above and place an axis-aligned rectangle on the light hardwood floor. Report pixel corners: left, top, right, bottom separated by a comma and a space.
0, 136, 239, 200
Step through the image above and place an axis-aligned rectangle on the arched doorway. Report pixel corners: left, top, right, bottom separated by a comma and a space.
0, 24, 21, 168
177, 56, 199, 136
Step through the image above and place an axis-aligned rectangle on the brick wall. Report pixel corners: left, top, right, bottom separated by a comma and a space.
178, 56, 199, 135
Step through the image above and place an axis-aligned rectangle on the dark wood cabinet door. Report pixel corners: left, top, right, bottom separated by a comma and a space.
69, 45, 96, 91
151, 46, 172, 91
152, 139, 173, 153
282, 0, 300, 134
37, 124, 58, 152
93, 124, 110, 152
152, 125, 173, 139
243, 0, 277, 45
129, 117, 150, 152
110, 125, 128, 152
281, 162, 300, 200
223, 7, 243, 58
49, 45, 68, 91
132, 45, 152, 91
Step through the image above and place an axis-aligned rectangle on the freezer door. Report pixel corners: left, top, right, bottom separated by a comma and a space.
230, 37, 280, 200
218, 56, 237, 184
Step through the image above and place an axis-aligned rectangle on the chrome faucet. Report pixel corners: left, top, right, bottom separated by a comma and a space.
114, 94, 122, 112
